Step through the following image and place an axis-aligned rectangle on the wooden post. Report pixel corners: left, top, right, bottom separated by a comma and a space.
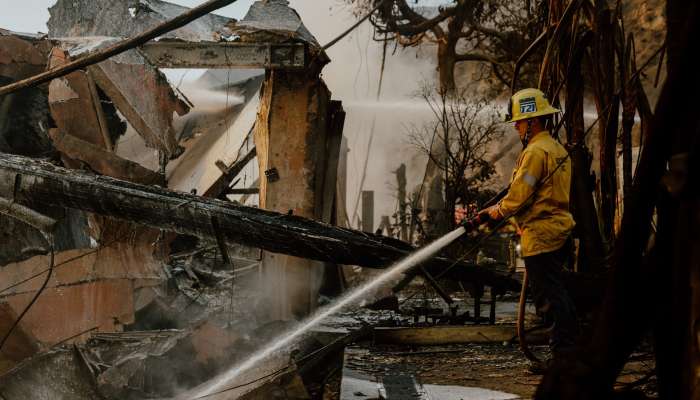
361, 190, 374, 233
254, 67, 338, 320
396, 163, 408, 241
335, 137, 349, 228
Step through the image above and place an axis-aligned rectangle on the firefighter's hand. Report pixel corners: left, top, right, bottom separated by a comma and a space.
454, 207, 468, 226
478, 205, 503, 222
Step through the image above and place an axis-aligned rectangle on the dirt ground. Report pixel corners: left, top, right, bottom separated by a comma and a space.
322, 341, 657, 399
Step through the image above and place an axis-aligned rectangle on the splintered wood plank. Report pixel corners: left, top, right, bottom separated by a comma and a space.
48, 128, 162, 184
88, 59, 188, 159
372, 325, 520, 345
48, 47, 105, 148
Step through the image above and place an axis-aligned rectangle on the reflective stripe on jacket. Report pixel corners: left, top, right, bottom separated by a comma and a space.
497, 131, 575, 257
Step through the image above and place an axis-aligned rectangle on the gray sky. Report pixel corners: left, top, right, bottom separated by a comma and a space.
0, 0, 256, 33
0, 0, 453, 35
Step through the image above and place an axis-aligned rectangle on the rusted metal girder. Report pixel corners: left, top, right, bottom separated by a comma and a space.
138, 42, 307, 69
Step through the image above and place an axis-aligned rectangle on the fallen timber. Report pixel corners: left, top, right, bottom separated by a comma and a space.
0, 153, 520, 291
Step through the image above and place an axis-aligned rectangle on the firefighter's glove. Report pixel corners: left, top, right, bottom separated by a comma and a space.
478, 205, 503, 229
460, 217, 479, 232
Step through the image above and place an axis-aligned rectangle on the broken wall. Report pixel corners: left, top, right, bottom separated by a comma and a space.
0, 32, 92, 266
0, 226, 165, 347
0, 29, 188, 371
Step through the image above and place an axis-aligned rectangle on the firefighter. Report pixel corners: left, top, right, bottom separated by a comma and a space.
460, 88, 578, 359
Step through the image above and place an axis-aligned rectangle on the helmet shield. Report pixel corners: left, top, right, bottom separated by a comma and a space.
506, 88, 560, 122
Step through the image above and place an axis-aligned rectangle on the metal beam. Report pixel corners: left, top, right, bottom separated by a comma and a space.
138, 42, 306, 69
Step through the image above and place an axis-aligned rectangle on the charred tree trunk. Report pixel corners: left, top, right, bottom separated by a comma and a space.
591, 7, 620, 243
438, 0, 469, 93
536, 1, 700, 398
653, 1, 700, 397
564, 30, 607, 272
0, 153, 520, 292
619, 35, 637, 201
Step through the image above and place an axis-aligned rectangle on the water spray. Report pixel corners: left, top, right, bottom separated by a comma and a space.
187, 225, 472, 399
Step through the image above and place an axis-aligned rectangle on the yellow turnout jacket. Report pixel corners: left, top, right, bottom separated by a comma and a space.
496, 131, 575, 257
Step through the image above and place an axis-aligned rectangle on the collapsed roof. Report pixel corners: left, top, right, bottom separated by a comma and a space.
234, 0, 320, 46
47, 0, 234, 41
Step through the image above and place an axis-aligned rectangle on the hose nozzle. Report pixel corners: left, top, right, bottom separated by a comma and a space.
460, 212, 491, 233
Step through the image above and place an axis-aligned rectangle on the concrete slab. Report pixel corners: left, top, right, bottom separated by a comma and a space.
340, 346, 520, 400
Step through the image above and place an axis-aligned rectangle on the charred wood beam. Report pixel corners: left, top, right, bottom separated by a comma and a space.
0, 0, 240, 97
138, 42, 306, 69
0, 153, 520, 291
204, 147, 257, 198
47, 128, 163, 185
0, 197, 56, 234
224, 188, 259, 195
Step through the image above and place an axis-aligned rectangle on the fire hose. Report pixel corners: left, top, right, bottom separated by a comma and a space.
460, 210, 541, 364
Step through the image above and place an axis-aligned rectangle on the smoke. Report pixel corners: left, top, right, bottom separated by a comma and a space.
177, 83, 245, 112
183, 226, 467, 399
287, 1, 442, 231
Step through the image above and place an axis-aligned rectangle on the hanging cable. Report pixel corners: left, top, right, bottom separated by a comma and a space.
0, 235, 54, 352
0, 232, 132, 296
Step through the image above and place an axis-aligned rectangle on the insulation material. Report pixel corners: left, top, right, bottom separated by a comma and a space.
167, 79, 261, 194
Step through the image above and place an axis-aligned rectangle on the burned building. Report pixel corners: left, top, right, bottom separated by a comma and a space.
0, 0, 522, 398
1, 0, 684, 399
0, 0, 345, 396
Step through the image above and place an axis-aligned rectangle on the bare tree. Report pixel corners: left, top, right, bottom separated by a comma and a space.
408, 84, 503, 238
348, 0, 546, 91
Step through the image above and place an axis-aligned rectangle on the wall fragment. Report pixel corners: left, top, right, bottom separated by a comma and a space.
49, 128, 163, 185
88, 58, 189, 159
